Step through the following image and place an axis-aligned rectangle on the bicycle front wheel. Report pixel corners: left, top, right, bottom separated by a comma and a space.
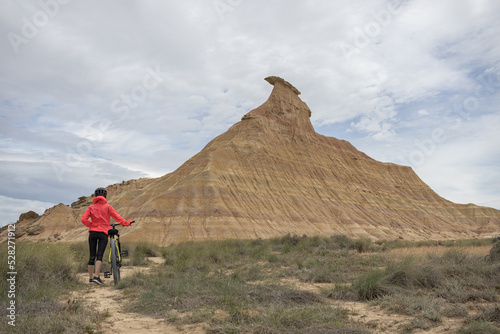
110, 238, 120, 284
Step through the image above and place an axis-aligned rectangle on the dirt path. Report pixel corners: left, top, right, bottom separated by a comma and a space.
70, 257, 205, 334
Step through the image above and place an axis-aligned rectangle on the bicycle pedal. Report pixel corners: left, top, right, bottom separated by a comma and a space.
121, 250, 129, 257
104, 271, 111, 278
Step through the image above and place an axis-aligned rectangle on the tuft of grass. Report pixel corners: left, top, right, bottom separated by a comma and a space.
353, 269, 388, 301
321, 284, 359, 301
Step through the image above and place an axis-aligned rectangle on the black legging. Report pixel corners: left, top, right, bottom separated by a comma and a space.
88, 231, 108, 265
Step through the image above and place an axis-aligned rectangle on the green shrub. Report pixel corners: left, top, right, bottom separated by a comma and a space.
350, 237, 373, 253
354, 269, 388, 300
267, 253, 279, 263
470, 305, 500, 323
442, 304, 469, 318
331, 234, 353, 249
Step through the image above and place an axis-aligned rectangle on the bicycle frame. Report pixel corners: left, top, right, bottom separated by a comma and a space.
104, 221, 133, 284
108, 234, 122, 265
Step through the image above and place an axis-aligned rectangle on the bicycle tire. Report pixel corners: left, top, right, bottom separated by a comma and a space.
110, 238, 120, 284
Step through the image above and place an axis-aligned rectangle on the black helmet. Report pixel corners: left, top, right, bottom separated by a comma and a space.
94, 187, 107, 198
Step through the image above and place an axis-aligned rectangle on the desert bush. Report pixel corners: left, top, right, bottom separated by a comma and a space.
267, 253, 280, 263
350, 237, 374, 253
353, 269, 389, 300
470, 304, 500, 323
331, 234, 353, 249
436, 278, 497, 303
442, 304, 469, 318
378, 292, 444, 319
280, 233, 307, 246
383, 256, 444, 289
321, 284, 359, 301
402, 317, 433, 332
354, 256, 427, 300
458, 321, 500, 334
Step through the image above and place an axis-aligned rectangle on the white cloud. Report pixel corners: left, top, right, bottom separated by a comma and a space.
0, 195, 55, 225
413, 112, 500, 207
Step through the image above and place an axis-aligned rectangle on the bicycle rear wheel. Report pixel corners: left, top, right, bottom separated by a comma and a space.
110, 238, 120, 284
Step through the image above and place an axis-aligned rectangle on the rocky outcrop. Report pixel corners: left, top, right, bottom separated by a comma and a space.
19, 210, 40, 221
3, 77, 500, 245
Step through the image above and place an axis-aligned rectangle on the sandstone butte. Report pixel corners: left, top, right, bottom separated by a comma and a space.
3, 76, 500, 246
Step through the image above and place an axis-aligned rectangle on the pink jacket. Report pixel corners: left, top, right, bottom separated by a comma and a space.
81, 196, 132, 235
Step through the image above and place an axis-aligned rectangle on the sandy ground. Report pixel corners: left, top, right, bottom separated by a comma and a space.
70, 257, 205, 334
340, 301, 463, 334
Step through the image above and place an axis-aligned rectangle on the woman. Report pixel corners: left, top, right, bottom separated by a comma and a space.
81, 187, 133, 284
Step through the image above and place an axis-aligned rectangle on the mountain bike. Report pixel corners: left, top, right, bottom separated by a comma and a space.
104, 221, 135, 284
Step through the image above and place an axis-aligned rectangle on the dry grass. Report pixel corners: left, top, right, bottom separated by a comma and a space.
385, 245, 491, 260
3, 235, 499, 333
0, 242, 103, 334
118, 235, 500, 333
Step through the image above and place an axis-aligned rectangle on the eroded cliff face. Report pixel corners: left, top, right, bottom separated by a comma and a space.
4, 77, 500, 245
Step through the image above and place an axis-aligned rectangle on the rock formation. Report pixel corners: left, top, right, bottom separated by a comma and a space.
3, 77, 500, 245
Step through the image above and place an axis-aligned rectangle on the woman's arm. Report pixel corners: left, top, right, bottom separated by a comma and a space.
81, 207, 92, 227
109, 205, 133, 226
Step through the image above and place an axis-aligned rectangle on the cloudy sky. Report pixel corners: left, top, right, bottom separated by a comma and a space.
1, 0, 499, 226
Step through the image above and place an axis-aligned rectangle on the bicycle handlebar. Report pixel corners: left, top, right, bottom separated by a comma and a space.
110, 221, 135, 228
